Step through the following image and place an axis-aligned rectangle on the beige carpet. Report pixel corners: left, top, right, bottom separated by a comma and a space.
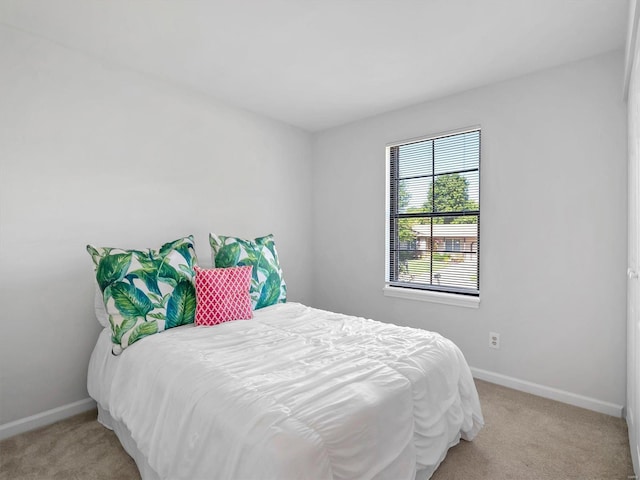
0, 380, 634, 480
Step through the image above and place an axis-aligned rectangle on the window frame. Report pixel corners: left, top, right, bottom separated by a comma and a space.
384, 126, 481, 307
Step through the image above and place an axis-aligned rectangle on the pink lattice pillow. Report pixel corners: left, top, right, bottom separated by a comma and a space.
194, 265, 253, 326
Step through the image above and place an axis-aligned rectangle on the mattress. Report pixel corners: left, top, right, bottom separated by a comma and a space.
88, 302, 483, 479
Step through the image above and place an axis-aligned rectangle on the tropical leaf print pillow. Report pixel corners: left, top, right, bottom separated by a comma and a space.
209, 234, 286, 310
87, 236, 197, 355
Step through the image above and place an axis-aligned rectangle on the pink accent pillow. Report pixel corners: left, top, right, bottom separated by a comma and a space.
194, 265, 253, 326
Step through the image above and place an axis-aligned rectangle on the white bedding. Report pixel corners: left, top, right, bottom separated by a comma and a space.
88, 302, 483, 480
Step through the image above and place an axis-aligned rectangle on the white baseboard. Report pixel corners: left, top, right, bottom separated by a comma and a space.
471, 367, 624, 418
0, 398, 96, 441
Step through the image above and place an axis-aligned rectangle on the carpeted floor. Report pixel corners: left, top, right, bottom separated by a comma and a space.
0, 380, 634, 480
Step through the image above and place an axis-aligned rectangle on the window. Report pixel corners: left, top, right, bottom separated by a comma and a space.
445, 238, 462, 252
386, 128, 480, 297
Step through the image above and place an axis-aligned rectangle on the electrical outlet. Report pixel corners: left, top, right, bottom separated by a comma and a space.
489, 332, 500, 349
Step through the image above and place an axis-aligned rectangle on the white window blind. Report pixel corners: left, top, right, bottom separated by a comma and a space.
387, 128, 480, 296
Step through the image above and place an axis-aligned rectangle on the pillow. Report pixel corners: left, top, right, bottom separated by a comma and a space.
87, 236, 197, 355
209, 233, 286, 310
94, 281, 109, 327
194, 266, 253, 326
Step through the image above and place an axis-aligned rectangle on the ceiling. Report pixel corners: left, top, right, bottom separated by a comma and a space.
0, 0, 629, 132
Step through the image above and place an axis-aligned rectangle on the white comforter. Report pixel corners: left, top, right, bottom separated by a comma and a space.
88, 302, 483, 480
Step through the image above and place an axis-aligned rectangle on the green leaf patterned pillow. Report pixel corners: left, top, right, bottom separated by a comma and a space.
209, 233, 286, 310
87, 236, 197, 355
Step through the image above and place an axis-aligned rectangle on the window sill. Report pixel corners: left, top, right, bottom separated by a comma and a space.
383, 286, 480, 308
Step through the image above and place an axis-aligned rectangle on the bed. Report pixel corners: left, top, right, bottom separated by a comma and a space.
87, 301, 483, 480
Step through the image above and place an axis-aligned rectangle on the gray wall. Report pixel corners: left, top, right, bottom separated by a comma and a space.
0, 25, 313, 425
311, 51, 628, 408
